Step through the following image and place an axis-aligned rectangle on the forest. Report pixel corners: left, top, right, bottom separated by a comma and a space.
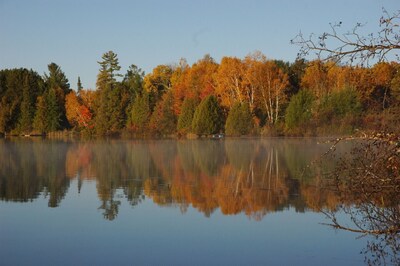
0, 50, 399, 137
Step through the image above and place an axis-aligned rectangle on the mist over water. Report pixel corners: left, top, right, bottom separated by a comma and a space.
0, 138, 395, 265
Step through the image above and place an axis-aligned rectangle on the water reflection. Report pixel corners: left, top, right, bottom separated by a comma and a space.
321, 136, 400, 265
1, 137, 398, 264
0, 138, 337, 218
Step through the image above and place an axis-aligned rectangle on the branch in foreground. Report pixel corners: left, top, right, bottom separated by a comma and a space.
291, 9, 400, 66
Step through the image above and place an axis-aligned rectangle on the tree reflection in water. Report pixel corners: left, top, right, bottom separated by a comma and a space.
0, 138, 330, 220
321, 133, 400, 265
1, 136, 399, 263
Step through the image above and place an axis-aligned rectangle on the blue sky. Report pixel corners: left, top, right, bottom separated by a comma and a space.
0, 0, 398, 89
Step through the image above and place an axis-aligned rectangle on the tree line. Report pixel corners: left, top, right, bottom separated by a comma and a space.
1, 51, 399, 137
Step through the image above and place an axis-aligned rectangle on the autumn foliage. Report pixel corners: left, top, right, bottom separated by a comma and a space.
1, 51, 400, 136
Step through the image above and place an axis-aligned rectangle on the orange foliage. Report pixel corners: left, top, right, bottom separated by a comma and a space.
301, 60, 329, 98
65, 90, 94, 129
216, 56, 246, 109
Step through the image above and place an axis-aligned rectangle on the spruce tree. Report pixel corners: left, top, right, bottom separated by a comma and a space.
129, 92, 150, 132
225, 102, 252, 136
18, 75, 35, 133
177, 98, 198, 134
33, 96, 47, 133
44, 63, 70, 129
77, 76, 83, 94
149, 91, 176, 135
285, 89, 315, 129
45, 87, 61, 132
192, 95, 223, 135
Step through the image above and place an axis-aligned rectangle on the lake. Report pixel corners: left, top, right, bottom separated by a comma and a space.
0, 138, 397, 265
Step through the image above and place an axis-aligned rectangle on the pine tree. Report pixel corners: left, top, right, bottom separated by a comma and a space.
95, 51, 122, 135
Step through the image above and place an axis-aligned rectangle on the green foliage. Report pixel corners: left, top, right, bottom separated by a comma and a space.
77, 76, 82, 93
123, 64, 144, 97
44, 63, 70, 129
94, 51, 126, 135
97, 51, 122, 89
288, 58, 307, 95
149, 91, 176, 135
33, 96, 47, 133
192, 95, 223, 135
318, 87, 362, 121
285, 89, 315, 130
129, 92, 150, 132
18, 75, 36, 133
225, 101, 252, 136
45, 87, 61, 132
107, 84, 130, 131
177, 98, 198, 134
45, 63, 70, 94
0, 69, 44, 134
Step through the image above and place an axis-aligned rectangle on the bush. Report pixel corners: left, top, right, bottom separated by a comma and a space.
225, 102, 252, 136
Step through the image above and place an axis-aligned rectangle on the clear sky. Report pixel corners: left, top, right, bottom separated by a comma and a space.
0, 0, 398, 90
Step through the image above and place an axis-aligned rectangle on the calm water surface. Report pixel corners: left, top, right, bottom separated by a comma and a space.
0, 138, 395, 265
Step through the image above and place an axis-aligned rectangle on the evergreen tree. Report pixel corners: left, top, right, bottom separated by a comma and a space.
123, 64, 144, 97
44, 63, 70, 129
18, 75, 35, 133
0, 69, 43, 133
45, 87, 61, 131
95, 51, 122, 135
149, 91, 176, 135
315, 87, 362, 127
96, 50, 122, 89
129, 92, 150, 133
33, 96, 47, 133
285, 89, 315, 129
225, 101, 252, 136
77, 76, 83, 94
177, 98, 198, 134
45, 63, 70, 93
107, 83, 130, 131
192, 95, 223, 135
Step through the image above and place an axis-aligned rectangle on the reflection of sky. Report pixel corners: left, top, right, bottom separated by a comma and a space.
0, 179, 365, 265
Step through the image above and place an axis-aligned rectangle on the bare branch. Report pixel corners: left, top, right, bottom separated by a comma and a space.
291, 9, 400, 66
